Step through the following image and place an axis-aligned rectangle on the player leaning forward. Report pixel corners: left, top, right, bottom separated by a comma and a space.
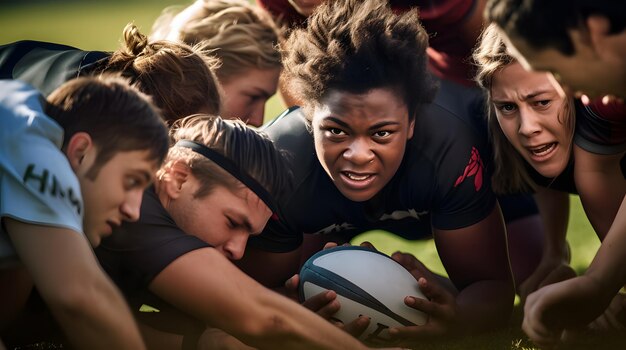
0, 76, 170, 349
239, 0, 519, 346
94, 114, 387, 350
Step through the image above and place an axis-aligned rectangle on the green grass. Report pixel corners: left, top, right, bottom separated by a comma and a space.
1, 1, 620, 348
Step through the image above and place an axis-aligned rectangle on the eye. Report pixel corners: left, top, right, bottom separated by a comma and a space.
534, 100, 552, 109
322, 127, 346, 137
495, 103, 517, 114
124, 176, 141, 190
373, 130, 391, 138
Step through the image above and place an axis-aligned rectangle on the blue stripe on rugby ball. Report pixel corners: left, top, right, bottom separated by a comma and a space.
299, 246, 420, 327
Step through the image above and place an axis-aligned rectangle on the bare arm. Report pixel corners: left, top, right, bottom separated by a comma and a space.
389, 205, 515, 342
5, 218, 145, 350
573, 145, 626, 238
149, 247, 372, 350
518, 188, 574, 301
434, 205, 515, 332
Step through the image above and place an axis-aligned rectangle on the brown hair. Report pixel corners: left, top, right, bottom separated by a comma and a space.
473, 23, 575, 193
46, 75, 169, 179
151, 0, 282, 83
103, 23, 221, 124
281, 0, 436, 121
161, 114, 291, 201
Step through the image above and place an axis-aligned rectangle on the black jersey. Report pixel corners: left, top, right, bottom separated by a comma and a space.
0, 40, 108, 96
574, 99, 626, 155
95, 187, 209, 308
251, 80, 497, 252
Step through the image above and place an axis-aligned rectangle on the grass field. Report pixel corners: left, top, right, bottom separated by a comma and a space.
1, 1, 623, 349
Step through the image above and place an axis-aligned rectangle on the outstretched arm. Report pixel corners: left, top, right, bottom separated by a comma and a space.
149, 247, 374, 350
6, 218, 145, 350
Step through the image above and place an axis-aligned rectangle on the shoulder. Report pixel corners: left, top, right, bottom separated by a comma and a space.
0, 40, 109, 96
1, 79, 82, 236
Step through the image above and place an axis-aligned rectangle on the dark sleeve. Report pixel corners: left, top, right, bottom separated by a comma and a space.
574, 99, 626, 155
96, 190, 210, 295
416, 80, 497, 229
0, 40, 109, 96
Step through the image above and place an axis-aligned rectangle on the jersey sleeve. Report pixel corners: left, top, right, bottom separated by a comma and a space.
414, 80, 497, 230
0, 80, 83, 263
574, 98, 626, 155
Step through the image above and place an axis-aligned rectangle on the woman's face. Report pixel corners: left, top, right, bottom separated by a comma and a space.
491, 62, 573, 178
311, 88, 414, 202
219, 67, 281, 127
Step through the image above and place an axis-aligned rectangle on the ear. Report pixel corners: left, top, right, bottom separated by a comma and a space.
407, 118, 415, 140
586, 15, 612, 51
66, 132, 93, 172
162, 161, 191, 200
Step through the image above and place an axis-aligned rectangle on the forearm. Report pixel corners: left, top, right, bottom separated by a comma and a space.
230, 286, 368, 350
48, 275, 145, 350
534, 188, 570, 260
584, 194, 626, 296
455, 280, 514, 333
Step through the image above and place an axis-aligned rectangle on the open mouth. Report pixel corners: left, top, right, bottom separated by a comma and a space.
528, 143, 556, 158
339, 171, 375, 189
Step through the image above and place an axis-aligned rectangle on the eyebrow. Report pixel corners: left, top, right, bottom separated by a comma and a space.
325, 116, 401, 131
492, 90, 552, 103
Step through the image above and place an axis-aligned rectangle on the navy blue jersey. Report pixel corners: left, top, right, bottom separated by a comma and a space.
251, 80, 497, 252
0, 40, 109, 96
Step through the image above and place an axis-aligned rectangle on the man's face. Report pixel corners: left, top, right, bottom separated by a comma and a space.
219, 67, 281, 127
77, 149, 158, 247
504, 31, 626, 99
166, 175, 272, 261
311, 88, 414, 202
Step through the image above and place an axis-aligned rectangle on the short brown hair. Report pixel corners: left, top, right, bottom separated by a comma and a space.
281, 0, 436, 120
45, 75, 169, 179
162, 114, 291, 202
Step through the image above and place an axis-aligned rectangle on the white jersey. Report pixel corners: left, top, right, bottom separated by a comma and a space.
0, 80, 83, 267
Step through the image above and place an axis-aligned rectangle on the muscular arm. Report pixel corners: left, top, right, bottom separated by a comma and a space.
573, 145, 626, 239
5, 218, 145, 350
149, 247, 370, 350
434, 205, 515, 333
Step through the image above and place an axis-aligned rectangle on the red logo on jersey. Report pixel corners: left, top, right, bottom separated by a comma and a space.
454, 146, 483, 191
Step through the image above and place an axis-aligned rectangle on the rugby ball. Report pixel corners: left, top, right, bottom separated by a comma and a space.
299, 246, 427, 343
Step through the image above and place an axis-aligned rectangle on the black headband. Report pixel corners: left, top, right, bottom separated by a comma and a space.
175, 140, 277, 213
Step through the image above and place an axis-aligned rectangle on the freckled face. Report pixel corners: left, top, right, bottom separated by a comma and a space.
311, 88, 414, 202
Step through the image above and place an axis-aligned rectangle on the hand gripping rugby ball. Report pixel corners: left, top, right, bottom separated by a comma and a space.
298, 246, 427, 343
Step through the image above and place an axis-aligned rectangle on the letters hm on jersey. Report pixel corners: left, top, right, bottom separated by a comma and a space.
454, 146, 483, 192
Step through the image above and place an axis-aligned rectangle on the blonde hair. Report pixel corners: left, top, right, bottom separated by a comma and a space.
473, 23, 575, 194
104, 23, 221, 124
151, 0, 282, 82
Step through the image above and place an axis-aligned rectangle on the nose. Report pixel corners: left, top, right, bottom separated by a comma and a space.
120, 190, 142, 222
247, 104, 265, 127
343, 137, 375, 164
517, 107, 541, 137
223, 232, 249, 261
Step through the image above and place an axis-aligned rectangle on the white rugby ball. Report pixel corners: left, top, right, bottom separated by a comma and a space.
299, 246, 427, 343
